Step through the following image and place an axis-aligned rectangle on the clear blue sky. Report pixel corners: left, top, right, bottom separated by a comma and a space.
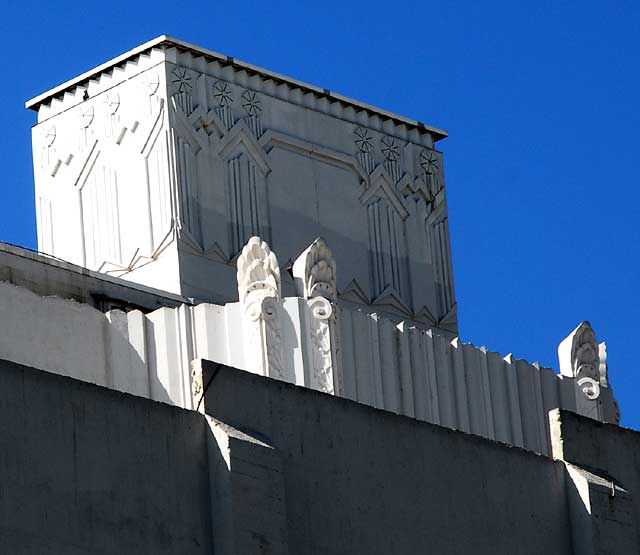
1, 1, 638, 426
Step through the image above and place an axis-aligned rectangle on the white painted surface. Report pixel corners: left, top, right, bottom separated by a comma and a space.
30, 38, 457, 333
0, 271, 618, 456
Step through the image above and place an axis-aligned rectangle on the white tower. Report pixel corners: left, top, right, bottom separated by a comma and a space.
28, 36, 457, 333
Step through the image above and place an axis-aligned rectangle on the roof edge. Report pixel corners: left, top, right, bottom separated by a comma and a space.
25, 35, 169, 110
25, 35, 448, 141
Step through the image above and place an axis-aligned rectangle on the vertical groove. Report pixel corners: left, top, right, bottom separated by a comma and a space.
423, 331, 440, 424
397, 328, 414, 418
451, 341, 470, 433
505, 357, 525, 448
443, 220, 455, 307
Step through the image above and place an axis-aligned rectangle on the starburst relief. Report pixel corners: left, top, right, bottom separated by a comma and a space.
354, 127, 374, 153
171, 67, 192, 94
419, 149, 440, 175
212, 81, 233, 107
381, 136, 400, 162
241, 90, 262, 116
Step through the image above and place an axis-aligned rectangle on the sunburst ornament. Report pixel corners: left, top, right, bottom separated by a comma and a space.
381, 136, 400, 162
212, 80, 233, 107
241, 90, 262, 116
354, 127, 374, 153
171, 67, 192, 94
419, 149, 440, 175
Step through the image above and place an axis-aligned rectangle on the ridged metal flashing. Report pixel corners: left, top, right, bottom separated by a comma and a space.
25, 35, 448, 142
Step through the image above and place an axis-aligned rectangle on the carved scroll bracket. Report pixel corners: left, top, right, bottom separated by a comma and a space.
558, 321, 610, 401
292, 237, 337, 301
237, 237, 284, 379
293, 238, 342, 395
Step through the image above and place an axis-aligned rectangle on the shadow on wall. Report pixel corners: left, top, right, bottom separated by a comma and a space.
200, 362, 640, 554
0, 357, 212, 554
188, 193, 446, 327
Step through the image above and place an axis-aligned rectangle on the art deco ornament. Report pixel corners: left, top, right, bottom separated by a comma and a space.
237, 236, 281, 306
558, 321, 607, 400
292, 237, 337, 302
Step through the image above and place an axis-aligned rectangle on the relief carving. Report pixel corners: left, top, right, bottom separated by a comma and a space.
171, 67, 194, 115
237, 237, 284, 379
240, 89, 262, 137
558, 321, 605, 400
354, 126, 376, 175
419, 148, 444, 199
218, 124, 272, 257
293, 238, 342, 394
292, 237, 337, 301
381, 135, 402, 183
212, 80, 235, 130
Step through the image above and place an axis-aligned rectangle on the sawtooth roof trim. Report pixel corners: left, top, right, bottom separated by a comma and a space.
25, 35, 448, 141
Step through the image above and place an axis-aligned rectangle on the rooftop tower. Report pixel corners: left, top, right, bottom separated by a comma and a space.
28, 36, 456, 333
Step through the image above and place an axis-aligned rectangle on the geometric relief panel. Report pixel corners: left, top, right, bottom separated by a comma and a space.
367, 197, 409, 303
227, 153, 266, 256
175, 136, 202, 246
37, 196, 54, 256
81, 164, 122, 270
430, 217, 455, 317
146, 133, 172, 252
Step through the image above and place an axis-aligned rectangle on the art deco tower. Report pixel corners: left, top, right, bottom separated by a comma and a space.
28, 36, 456, 333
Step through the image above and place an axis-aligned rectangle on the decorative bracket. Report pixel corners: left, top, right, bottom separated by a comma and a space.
558, 321, 608, 401
237, 237, 284, 379
293, 238, 342, 395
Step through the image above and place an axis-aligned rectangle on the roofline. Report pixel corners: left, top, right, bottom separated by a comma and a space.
25, 35, 448, 141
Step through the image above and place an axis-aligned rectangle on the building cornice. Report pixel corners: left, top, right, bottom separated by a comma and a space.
25, 35, 448, 142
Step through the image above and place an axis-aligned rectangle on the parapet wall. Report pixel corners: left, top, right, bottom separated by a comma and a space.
0, 263, 617, 457
0, 354, 634, 554
0, 358, 212, 554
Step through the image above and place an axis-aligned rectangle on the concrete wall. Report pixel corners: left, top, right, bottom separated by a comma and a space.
0, 358, 212, 554
200, 360, 575, 555
0, 275, 616, 456
551, 409, 640, 551
0, 354, 637, 554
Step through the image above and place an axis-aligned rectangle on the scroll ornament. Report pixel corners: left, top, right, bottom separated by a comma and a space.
237, 236, 281, 321
293, 237, 340, 394
558, 321, 607, 400
237, 236, 284, 379
292, 237, 337, 302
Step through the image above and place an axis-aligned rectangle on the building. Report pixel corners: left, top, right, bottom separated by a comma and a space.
0, 35, 635, 553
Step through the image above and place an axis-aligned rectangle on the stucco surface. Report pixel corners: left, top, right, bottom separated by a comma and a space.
0, 358, 212, 554
201, 361, 574, 555
552, 409, 640, 550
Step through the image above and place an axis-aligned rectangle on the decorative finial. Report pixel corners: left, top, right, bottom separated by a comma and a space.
237, 236, 281, 319
292, 237, 337, 302
558, 321, 602, 400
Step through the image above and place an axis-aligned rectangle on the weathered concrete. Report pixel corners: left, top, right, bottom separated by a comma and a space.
551, 409, 640, 551
0, 358, 212, 554
1, 354, 638, 554
199, 360, 574, 555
